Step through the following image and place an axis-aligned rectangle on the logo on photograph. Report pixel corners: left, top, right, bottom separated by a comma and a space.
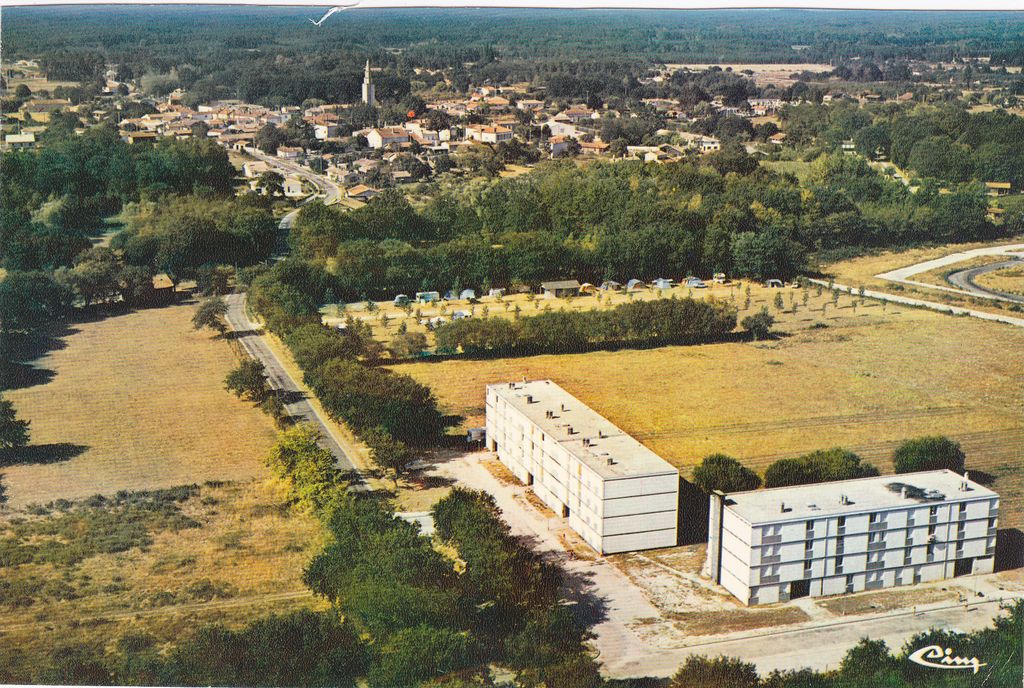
908, 645, 986, 674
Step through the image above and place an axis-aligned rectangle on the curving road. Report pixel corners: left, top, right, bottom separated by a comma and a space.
946, 259, 1024, 304
244, 147, 342, 206
875, 242, 1024, 303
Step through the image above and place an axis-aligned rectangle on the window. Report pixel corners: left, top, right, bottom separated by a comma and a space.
834, 556, 844, 574
805, 520, 815, 533
904, 546, 912, 565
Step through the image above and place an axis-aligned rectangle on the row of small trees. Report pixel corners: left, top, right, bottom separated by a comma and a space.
692, 436, 969, 494
433, 296, 739, 357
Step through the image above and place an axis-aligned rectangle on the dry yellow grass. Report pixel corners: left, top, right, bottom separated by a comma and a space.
331, 280, 757, 349
0, 479, 324, 661
976, 264, 1024, 296
3, 304, 278, 507
825, 238, 1024, 317
394, 302, 1024, 529
816, 586, 959, 616
910, 255, 1011, 289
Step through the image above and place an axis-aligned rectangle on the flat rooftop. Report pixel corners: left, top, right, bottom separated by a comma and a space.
488, 380, 678, 481
723, 470, 999, 525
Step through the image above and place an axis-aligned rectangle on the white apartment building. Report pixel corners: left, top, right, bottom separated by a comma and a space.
486, 380, 680, 554
705, 470, 999, 605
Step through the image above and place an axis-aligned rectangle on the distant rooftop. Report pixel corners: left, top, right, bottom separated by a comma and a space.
723, 470, 998, 525
488, 380, 678, 481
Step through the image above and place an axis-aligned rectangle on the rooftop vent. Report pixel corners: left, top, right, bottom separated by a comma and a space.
582, 438, 591, 447
840, 494, 849, 506
525, 395, 533, 404
780, 501, 787, 513
598, 430, 605, 439
901, 487, 908, 499
606, 457, 615, 466
561, 403, 567, 412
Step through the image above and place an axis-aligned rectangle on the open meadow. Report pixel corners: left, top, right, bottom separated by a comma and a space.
394, 293, 1024, 530
824, 238, 1024, 316
0, 479, 323, 675
2, 304, 278, 508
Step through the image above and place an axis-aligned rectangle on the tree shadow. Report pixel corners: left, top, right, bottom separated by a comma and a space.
560, 567, 609, 628
1, 443, 89, 467
966, 469, 996, 486
224, 328, 263, 340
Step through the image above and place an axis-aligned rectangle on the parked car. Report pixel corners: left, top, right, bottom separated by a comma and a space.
685, 277, 708, 289
712, 272, 729, 284
764, 279, 784, 288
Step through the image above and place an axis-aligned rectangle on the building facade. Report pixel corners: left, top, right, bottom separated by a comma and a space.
705, 470, 999, 605
486, 380, 680, 554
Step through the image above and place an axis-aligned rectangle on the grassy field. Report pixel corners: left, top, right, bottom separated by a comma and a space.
763, 160, 814, 184
3, 304, 278, 508
824, 238, 1024, 317
0, 479, 323, 673
326, 280, 757, 350
976, 263, 1024, 296
394, 295, 1024, 530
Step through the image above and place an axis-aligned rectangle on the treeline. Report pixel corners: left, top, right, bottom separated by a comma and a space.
288, 152, 1002, 307
782, 100, 1024, 192
692, 436, 969, 494
434, 297, 738, 357
9, 7, 1024, 105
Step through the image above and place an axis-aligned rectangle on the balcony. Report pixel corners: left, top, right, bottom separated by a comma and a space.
760, 574, 780, 584
866, 560, 884, 571
837, 525, 846, 535
869, 521, 887, 532
762, 534, 782, 545
761, 554, 781, 564
867, 541, 885, 551
988, 526, 998, 537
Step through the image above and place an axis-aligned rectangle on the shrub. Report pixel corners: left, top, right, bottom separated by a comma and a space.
764, 448, 878, 488
692, 454, 761, 493
892, 436, 966, 474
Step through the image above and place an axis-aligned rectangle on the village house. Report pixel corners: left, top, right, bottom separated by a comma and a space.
985, 181, 1012, 196
366, 127, 410, 149
346, 184, 380, 202
276, 145, 304, 160
283, 176, 305, 198
465, 124, 514, 144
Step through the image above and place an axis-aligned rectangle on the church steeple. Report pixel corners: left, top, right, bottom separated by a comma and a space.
362, 59, 376, 107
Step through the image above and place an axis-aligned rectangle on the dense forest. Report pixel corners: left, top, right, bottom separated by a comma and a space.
259, 146, 1004, 313
5, 8, 1024, 107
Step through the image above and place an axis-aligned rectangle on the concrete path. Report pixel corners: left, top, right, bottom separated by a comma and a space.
808, 280, 1024, 329
223, 292, 362, 482
874, 243, 1024, 303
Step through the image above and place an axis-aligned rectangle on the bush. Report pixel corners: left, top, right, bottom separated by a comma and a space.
434, 297, 737, 357
741, 307, 775, 340
892, 436, 966, 474
763, 448, 878, 488
692, 454, 761, 493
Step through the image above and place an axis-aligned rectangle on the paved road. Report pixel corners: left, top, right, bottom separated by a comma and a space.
947, 259, 1024, 304
245, 148, 342, 205
224, 292, 362, 482
875, 242, 1024, 303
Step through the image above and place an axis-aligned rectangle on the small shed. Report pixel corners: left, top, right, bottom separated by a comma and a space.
600, 280, 623, 291
459, 289, 477, 300
651, 277, 673, 290
393, 294, 410, 306
416, 291, 440, 303
626, 279, 645, 291
540, 280, 581, 298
